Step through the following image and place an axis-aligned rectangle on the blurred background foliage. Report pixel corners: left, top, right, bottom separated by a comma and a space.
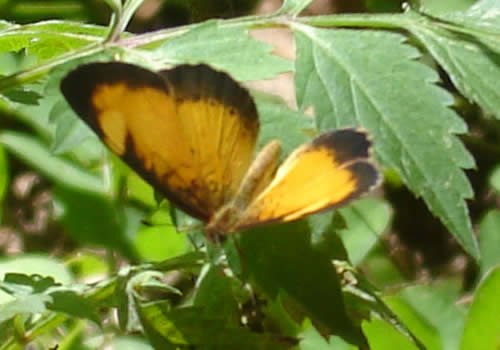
1, 0, 500, 349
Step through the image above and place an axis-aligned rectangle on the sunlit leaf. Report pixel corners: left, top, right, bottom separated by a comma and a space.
293, 24, 478, 259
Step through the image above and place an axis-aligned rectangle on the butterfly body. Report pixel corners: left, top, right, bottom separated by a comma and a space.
61, 62, 380, 241
205, 139, 281, 240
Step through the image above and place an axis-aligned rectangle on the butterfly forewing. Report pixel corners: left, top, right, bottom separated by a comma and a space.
61, 62, 259, 221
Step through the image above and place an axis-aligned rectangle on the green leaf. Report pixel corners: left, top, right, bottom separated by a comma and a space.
135, 224, 186, 263
277, 0, 314, 16
3, 87, 40, 105
2, 79, 55, 138
48, 290, 100, 323
255, 93, 313, 154
66, 252, 109, 279
407, 10, 500, 120
0, 273, 102, 323
331, 261, 425, 350
54, 186, 138, 259
152, 251, 206, 271
152, 21, 293, 81
418, 0, 476, 14
238, 221, 366, 346
194, 265, 240, 324
300, 322, 356, 350
478, 210, 500, 278
398, 281, 466, 350
441, 0, 500, 31
0, 294, 51, 323
0, 32, 95, 62
0, 49, 37, 75
49, 100, 94, 154
45, 52, 113, 155
338, 198, 391, 266
139, 302, 296, 349
363, 317, 421, 350
1, 273, 60, 295
126, 172, 156, 207
0, 255, 73, 285
464, 0, 500, 20
110, 336, 154, 350
293, 25, 478, 259
460, 266, 500, 350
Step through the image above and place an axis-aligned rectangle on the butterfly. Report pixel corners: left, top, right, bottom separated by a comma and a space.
61, 62, 380, 241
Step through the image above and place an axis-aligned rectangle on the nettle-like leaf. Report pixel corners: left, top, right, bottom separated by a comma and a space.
293, 24, 478, 259
152, 21, 293, 81
407, 9, 500, 120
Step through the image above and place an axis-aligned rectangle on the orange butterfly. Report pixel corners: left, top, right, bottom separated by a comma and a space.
61, 62, 380, 241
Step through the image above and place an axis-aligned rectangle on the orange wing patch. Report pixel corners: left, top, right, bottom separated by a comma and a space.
61, 62, 258, 221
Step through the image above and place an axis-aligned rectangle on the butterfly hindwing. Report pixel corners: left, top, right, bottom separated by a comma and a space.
61, 62, 259, 221
236, 129, 380, 230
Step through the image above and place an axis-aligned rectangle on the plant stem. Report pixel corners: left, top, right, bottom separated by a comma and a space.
1, 10, 492, 92
297, 13, 411, 29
